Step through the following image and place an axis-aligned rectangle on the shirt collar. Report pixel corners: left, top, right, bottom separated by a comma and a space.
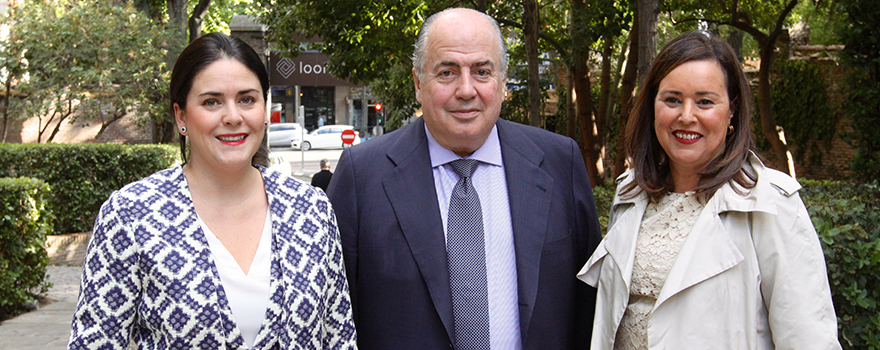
426, 124, 503, 168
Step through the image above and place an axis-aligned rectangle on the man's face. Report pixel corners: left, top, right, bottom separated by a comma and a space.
414, 9, 506, 157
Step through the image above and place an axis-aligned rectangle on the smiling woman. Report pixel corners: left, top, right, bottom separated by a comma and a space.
68, 33, 356, 350
578, 31, 841, 350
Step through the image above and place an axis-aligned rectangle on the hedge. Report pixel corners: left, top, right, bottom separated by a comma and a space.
0, 143, 180, 234
0, 177, 52, 318
800, 180, 880, 349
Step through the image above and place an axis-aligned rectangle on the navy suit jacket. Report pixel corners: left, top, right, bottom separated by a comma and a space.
327, 118, 601, 349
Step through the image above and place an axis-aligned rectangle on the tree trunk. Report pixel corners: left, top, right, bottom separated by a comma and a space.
573, 63, 600, 186
168, 0, 187, 39
757, 42, 796, 177
614, 22, 640, 179
567, 73, 576, 140
167, 0, 188, 63
189, 0, 213, 43
46, 101, 73, 143
727, 30, 744, 62
1, 77, 10, 143
94, 112, 125, 140
524, 0, 542, 127
637, 0, 658, 84
571, 0, 601, 186
596, 33, 614, 174
135, 0, 163, 20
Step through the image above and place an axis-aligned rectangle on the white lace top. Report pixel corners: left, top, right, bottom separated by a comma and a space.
614, 192, 705, 350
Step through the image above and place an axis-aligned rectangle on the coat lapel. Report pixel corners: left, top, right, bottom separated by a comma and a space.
251, 168, 288, 349
173, 167, 243, 348
583, 170, 647, 292
656, 155, 781, 307
381, 119, 456, 341
654, 206, 745, 307
496, 120, 553, 339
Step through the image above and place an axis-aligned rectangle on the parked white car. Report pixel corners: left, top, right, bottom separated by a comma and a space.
267, 123, 304, 148
291, 125, 360, 150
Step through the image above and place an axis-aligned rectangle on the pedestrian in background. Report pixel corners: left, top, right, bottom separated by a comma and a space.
68, 33, 355, 350
327, 7, 601, 350
311, 158, 333, 192
578, 31, 840, 349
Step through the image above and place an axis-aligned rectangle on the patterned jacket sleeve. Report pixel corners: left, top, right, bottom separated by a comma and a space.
321, 201, 358, 349
68, 191, 141, 349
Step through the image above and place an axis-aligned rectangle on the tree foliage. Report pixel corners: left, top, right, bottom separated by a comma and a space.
5, 0, 172, 142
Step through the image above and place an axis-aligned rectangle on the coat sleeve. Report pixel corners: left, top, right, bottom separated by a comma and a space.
321, 198, 358, 349
325, 147, 359, 323
751, 187, 841, 349
68, 193, 141, 349
569, 138, 602, 350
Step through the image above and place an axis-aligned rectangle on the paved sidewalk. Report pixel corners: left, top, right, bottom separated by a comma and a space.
0, 233, 88, 350
0, 301, 77, 350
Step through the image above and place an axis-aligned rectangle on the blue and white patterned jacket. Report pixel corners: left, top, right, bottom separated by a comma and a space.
68, 165, 357, 349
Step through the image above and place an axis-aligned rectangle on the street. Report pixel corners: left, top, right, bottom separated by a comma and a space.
269, 146, 345, 178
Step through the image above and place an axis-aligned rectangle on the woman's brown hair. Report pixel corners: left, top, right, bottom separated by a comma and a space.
170, 33, 270, 167
622, 31, 756, 200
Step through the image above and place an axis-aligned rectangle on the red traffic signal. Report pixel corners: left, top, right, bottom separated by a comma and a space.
375, 103, 382, 111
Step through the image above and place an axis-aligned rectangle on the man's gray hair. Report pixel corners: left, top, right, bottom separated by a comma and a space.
320, 158, 330, 169
411, 8, 509, 80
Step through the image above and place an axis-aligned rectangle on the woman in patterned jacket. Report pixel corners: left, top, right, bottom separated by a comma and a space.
69, 33, 356, 349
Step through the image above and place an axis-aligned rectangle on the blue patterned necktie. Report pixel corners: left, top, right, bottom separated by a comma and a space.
446, 159, 491, 350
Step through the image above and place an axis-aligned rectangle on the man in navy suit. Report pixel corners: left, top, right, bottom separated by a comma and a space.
327, 7, 601, 350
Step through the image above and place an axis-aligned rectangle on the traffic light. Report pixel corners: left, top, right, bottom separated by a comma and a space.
375, 103, 382, 111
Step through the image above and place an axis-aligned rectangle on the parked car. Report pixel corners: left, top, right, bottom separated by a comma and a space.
267, 123, 304, 147
291, 125, 361, 151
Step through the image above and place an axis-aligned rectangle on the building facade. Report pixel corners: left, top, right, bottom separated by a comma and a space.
230, 15, 383, 136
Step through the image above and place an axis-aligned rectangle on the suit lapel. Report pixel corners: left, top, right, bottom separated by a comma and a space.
381, 119, 456, 341
496, 120, 553, 339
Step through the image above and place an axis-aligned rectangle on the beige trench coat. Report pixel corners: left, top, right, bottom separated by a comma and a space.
578, 154, 841, 350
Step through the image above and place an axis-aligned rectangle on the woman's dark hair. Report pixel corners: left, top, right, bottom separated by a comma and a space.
170, 32, 270, 167
623, 30, 756, 201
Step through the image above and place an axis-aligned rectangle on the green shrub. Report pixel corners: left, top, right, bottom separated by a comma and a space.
0, 143, 180, 234
592, 180, 615, 234
0, 177, 52, 319
800, 179, 880, 349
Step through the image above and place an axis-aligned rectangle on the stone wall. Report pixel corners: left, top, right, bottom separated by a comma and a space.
229, 15, 268, 67
755, 46, 856, 180
2, 112, 155, 144
789, 56, 854, 180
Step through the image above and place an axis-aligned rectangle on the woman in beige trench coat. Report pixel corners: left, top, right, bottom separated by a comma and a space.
578, 31, 840, 350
